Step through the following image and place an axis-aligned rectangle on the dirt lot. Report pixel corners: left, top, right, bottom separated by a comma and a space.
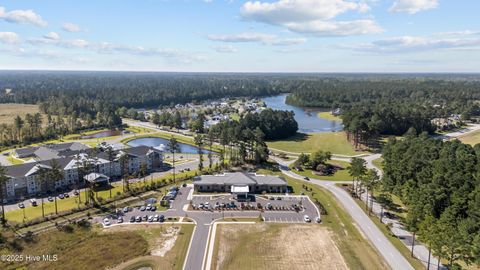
0, 103, 42, 124
213, 223, 348, 270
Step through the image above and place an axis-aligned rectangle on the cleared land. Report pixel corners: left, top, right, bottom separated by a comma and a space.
458, 129, 480, 145
317, 111, 342, 122
0, 103, 42, 124
212, 223, 348, 270
267, 132, 364, 156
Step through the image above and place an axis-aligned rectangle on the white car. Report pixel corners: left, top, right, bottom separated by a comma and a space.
315, 216, 321, 223
103, 218, 111, 226
117, 217, 123, 223
303, 215, 311, 223
148, 215, 154, 222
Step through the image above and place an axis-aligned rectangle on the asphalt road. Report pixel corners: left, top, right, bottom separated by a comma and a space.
273, 156, 414, 270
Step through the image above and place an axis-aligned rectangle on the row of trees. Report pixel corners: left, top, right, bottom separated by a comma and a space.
382, 134, 480, 268
293, 150, 333, 175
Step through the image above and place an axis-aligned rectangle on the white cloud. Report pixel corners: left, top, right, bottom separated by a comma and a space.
286, 19, 382, 36
241, 0, 369, 23
207, 32, 307, 45
345, 31, 480, 53
43, 32, 60, 40
389, 0, 438, 14
212, 45, 238, 53
0, 6, 47, 27
0, 32, 20, 44
60, 39, 90, 48
240, 0, 380, 36
62, 22, 83, 32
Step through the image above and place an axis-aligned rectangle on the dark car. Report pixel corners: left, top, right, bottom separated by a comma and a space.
304, 177, 310, 181
47, 196, 54, 202
159, 215, 165, 222
130, 216, 136, 223
64, 193, 70, 198
151, 206, 157, 211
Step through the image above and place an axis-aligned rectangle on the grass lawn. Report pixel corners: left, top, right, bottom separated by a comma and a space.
458, 129, 480, 145
113, 224, 194, 270
254, 168, 388, 269
0, 103, 43, 125
267, 132, 365, 156
290, 160, 353, 181
317, 111, 342, 122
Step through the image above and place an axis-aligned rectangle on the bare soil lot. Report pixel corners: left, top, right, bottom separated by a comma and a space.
213, 223, 348, 270
0, 103, 42, 124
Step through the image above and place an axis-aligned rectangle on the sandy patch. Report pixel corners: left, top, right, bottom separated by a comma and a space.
151, 226, 180, 257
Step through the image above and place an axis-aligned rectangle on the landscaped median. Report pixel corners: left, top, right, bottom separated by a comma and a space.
289, 159, 353, 181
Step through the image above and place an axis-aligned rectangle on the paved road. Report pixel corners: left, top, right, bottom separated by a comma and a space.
272, 156, 414, 270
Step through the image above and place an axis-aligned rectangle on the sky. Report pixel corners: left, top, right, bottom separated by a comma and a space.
0, 0, 479, 72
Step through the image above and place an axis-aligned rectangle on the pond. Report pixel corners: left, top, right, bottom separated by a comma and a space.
127, 137, 212, 154
262, 94, 343, 133
80, 130, 122, 139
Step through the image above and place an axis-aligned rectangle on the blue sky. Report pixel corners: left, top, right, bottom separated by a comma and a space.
0, 0, 479, 72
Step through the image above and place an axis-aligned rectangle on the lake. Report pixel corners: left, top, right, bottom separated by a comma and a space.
127, 137, 212, 154
262, 94, 343, 133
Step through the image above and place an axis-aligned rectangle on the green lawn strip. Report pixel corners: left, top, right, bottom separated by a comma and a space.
317, 111, 342, 121
5, 155, 24, 165
267, 132, 366, 156
349, 192, 425, 270
289, 160, 353, 181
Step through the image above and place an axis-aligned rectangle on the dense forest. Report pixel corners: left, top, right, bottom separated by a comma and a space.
382, 134, 480, 269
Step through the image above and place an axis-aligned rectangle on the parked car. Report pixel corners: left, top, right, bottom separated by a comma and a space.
48, 196, 54, 202
30, 199, 37, 206
130, 216, 136, 223
140, 205, 146, 211
304, 177, 310, 181
146, 204, 152, 211
315, 217, 321, 223
123, 207, 130, 213
103, 218, 111, 226
64, 193, 70, 198
117, 217, 123, 223
303, 215, 311, 223
58, 194, 65, 199
159, 215, 165, 222
73, 190, 80, 196
151, 205, 157, 211
148, 215, 154, 222
135, 216, 142, 222
18, 203, 25, 209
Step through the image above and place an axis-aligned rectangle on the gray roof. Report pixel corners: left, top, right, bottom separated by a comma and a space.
194, 172, 287, 186
15, 142, 89, 160
34, 147, 60, 161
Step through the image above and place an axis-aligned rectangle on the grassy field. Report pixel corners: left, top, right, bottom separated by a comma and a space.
253, 169, 388, 269
458, 129, 480, 145
290, 160, 353, 181
0, 103, 43, 124
317, 111, 342, 121
212, 223, 348, 270
109, 224, 194, 270
267, 132, 365, 156
0, 223, 194, 270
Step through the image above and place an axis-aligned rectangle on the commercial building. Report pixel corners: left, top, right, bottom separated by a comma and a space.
193, 172, 288, 194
